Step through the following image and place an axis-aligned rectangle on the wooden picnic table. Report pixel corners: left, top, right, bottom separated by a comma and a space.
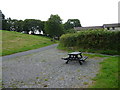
62, 52, 88, 65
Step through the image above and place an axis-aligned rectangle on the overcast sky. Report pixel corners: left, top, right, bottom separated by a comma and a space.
0, 0, 119, 26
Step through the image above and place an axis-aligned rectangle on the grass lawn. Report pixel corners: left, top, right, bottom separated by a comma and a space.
1, 30, 56, 56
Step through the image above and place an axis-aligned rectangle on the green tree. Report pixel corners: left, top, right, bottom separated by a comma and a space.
2, 18, 12, 30
23, 19, 34, 34
64, 19, 81, 30
2, 14, 5, 19
14, 20, 24, 32
44, 14, 64, 39
2, 18, 20, 31
2, 17, 44, 34
23, 19, 43, 34
41, 21, 45, 34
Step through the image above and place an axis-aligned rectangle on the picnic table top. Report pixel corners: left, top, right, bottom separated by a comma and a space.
68, 52, 82, 55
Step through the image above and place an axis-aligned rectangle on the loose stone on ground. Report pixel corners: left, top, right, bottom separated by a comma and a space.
2, 46, 105, 88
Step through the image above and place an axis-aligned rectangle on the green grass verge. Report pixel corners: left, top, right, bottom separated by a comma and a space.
1, 30, 56, 56
83, 53, 109, 58
57, 44, 119, 55
90, 56, 119, 88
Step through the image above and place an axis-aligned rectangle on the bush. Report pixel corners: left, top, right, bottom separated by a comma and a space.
64, 29, 77, 34
59, 30, 120, 54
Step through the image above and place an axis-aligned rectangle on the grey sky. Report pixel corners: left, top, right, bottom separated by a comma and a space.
0, 0, 119, 26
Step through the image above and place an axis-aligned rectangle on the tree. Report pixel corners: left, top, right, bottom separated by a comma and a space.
64, 19, 81, 30
2, 14, 5, 19
44, 14, 64, 39
2, 18, 12, 30
41, 21, 45, 34
23, 19, 43, 34
14, 20, 24, 32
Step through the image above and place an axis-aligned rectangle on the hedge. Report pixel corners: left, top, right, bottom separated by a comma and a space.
59, 30, 120, 54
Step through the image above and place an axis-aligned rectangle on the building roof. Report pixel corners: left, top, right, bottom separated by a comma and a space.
74, 23, 120, 30
74, 26, 103, 30
103, 23, 120, 28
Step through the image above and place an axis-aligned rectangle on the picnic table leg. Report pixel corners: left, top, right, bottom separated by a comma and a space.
79, 61, 82, 65
66, 60, 69, 64
80, 54, 83, 58
82, 60, 85, 62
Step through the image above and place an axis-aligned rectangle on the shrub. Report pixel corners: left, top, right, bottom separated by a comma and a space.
64, 29, 77, 34
59, 30, 120, 54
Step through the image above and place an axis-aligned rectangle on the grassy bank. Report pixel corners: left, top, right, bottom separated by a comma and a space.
1, 30, 56, 56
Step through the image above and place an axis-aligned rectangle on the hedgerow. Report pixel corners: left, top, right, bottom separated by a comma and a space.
59, 30, 120, 54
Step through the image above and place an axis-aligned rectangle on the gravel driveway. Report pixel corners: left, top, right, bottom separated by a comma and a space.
2, 44, 105, 88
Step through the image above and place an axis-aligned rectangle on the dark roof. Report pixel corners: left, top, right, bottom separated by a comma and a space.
74, 26, 103, 30
103, 23, 120, 28
74, 23, 120, 30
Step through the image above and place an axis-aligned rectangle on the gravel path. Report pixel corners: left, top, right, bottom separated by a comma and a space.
2, 45, 105, 88
2, 44, 58, 60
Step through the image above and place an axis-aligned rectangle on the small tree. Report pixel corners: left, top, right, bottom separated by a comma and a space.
44, 14, 64, 39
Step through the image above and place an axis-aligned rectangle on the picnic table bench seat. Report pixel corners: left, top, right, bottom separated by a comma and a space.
79, 56, 88, 61
61, 56, 69, 60
62, 56, 88, 61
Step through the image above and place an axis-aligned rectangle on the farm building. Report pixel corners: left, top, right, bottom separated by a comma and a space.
103, 23, 120, 30
74, 23, 120, 31
74, 26, 103, 31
